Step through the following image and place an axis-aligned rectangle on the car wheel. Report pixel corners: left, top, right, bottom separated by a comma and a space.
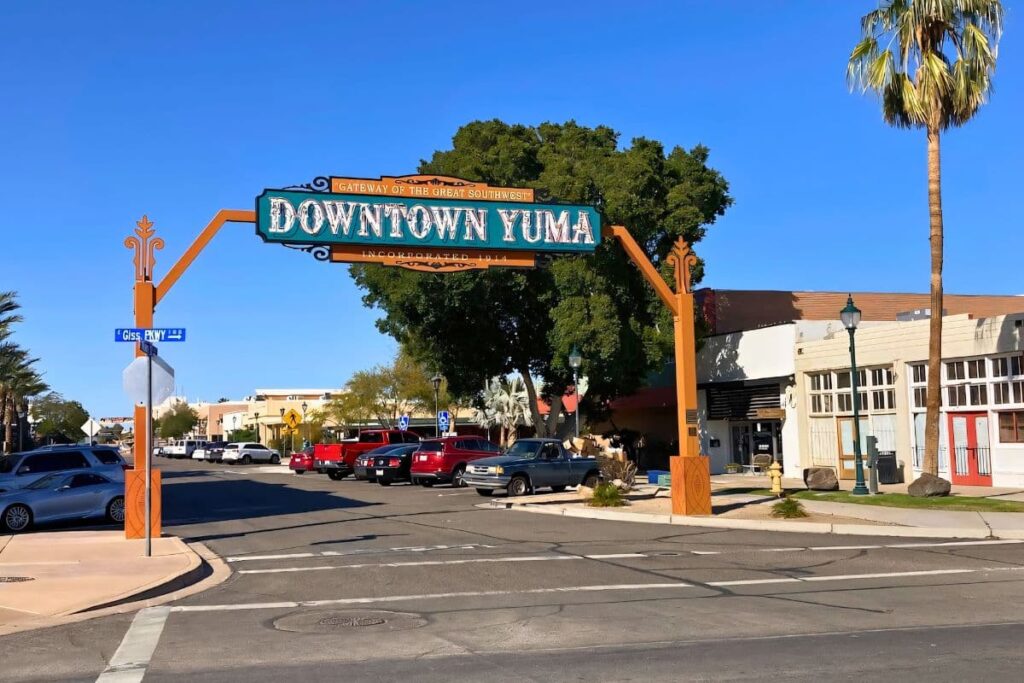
270, 454, 281, 465
295, 470, 305, 475
451, 465, 467, 488
107, 496, 126, 523
507, 476, 529, 497
476, 488, 494, 497
3, 504, 33, 532
378, 479, 391, 487
421, 480, 434, 487
551, 485, 567, 493
241, 455, 252, 465
327, 471, 345, 481
582, 472, 600, 489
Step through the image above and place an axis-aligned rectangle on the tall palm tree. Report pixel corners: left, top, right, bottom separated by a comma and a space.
5, 364, 47, 452
475, 377, 533, 447
0, 292, 22, 338
848, 0, 1003, 480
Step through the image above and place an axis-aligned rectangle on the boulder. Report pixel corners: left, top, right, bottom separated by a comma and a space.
803, 467, 839, 491
578, 485, 595, 500
908, 473, 951, 497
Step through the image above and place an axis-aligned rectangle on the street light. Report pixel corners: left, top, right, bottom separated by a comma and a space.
279, 407, 285, 451
568, 346, 582, 438
841, 295, 869, 496
254, 412, 260, 443
431, 374, 443, 436
17, 407, 27, 452
301, 401, 308, 448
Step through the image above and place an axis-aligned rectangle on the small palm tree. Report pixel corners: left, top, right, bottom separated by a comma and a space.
848, 0, 1003, 479
475, 377, 533, 447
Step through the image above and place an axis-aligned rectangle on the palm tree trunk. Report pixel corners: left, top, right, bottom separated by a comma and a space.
2, 394, 13, 454
923, 126, 944, 478
519, 369, 546, 437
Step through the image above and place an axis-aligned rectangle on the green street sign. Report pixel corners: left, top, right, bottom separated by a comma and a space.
255, 184, 601, 254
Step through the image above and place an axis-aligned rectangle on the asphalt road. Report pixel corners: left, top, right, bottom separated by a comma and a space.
4, 457, 1024, 682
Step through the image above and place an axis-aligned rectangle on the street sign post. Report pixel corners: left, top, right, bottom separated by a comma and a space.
81, 418, 103, 444
398, 415, 410, 432
437, 411, 450, 434
122, 347, 174, 558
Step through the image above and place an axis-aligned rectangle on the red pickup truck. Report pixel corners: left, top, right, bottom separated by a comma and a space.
314, 430, 420, 480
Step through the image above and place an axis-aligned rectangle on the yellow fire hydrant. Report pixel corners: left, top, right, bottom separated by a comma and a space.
768, 460, 783, 497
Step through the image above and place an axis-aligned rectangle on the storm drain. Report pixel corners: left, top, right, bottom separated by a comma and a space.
272, 609, 426, 634
0, 576, 34, 583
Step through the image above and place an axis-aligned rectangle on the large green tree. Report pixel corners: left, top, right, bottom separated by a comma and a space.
352, 120, 732, 436
0, 292, 48, 452
159, 401, 199, 439
848, 1, 1003, 481
31, 392, 88, 444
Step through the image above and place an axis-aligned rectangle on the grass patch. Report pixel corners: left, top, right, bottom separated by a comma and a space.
771, 496, 809, 519
589, 482, 626, 508
786, 490, 1024, 513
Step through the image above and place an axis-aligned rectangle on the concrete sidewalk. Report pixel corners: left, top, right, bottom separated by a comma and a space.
0, 530, 206, 635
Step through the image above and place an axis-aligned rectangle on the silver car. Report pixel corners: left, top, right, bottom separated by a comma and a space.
0, 471, 125, 532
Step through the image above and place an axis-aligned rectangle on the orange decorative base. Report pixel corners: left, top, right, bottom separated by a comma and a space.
669, 455, 712, 516
125, 469, 162, 539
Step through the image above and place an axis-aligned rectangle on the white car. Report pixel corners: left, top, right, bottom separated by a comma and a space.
221, 442, 281, 465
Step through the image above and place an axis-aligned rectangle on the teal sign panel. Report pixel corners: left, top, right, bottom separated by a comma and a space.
255, 189, 601, 253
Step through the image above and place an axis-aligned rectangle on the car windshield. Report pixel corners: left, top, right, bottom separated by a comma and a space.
26, 473, 67, 490
504, 441, 543, 459
224, 444, 239, 450
367, 444, 402, 455
359, 432, 384, 443
418, 441, 443, 452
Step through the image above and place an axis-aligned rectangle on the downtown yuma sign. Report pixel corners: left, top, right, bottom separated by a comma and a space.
255, 175, 601, 271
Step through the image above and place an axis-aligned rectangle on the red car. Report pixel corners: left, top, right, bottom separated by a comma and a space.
315, 430, 420, 480
289, 446, 316, 474
410, 436, 502, 488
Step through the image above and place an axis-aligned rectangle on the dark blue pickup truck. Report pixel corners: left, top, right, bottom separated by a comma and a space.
463, 438, 601, 497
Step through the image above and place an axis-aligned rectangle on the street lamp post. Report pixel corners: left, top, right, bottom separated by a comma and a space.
17, 407, 27, 452
301, 401, 308, 449
279, 407, 285, 452
254, 412, 260, 443
841, 295, 869, 496
431, 374, 443, 437
568, 347, 582, 438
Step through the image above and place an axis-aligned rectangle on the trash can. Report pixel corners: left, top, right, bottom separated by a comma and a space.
876, 452, 899, 485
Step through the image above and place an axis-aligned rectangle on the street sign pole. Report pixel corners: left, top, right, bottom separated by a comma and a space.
145, 344, 153, 557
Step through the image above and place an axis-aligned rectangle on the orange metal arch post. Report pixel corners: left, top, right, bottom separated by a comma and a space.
124, 210, 256, 539
609, 226, 712, 516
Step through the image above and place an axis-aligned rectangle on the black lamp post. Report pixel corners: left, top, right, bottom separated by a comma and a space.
568, 347, 582, 438
17, 407, 27, 452
841, 295, 869, 496
301, 401, 308, 448
431, 374, 443, 436
279, 407, 285, 450
254, 412, 260, 443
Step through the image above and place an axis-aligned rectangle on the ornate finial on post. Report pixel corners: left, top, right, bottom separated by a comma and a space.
124, 215, 164, 282
665, 237, 698, 294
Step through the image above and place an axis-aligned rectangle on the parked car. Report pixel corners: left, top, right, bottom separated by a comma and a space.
288, 446, 316, 474
221, 442, 281, 465
165, 439, 207, 459
370, 444, 421, 486
410, 437, 502, 488
314, 430, 420, 480
192, 441, 228, 462
0, 446, 128, 494
0, 471, 125, 532
463, 438, 600, 497
354, 444, 408, 482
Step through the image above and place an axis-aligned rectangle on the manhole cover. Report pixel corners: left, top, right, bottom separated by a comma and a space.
272, 609, 426, 634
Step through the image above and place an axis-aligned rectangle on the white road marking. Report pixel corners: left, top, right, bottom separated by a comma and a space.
238, 555, 580, 574
95, 606, 171, 683
585, 553, 647, 559
693, 539, 1024, 556
172, 583, 694, 613
691, 550, 720, 555
226, 543, 497, 563
708, 568, 979, 587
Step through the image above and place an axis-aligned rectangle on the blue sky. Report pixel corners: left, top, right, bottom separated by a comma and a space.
1, 1, 1021, 418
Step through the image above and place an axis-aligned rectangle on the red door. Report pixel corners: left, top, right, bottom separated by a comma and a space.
947, 412, 993, 486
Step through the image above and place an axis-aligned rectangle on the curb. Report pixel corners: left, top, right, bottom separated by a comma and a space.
492, 501, 1003, 539
0, 540, 231, 637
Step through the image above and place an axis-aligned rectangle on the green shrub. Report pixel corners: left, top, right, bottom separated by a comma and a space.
771, 496, 808, 519
589, 482, 626, 508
